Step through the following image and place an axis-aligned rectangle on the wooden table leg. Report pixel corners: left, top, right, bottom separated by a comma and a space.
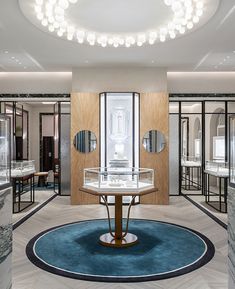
115, 195, 122, 239
99, 194, 138, 248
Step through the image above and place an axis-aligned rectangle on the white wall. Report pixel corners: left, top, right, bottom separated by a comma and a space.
0, 72, 72, 93
168, 72, 235, 93
1, 71, 235, 95
42, 115, 54, 136
72, 67, 167, 92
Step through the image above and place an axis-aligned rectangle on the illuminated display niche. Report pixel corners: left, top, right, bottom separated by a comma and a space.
100, 92, 139, 203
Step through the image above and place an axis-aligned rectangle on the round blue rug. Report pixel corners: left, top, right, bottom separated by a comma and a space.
26, 219, 215, 282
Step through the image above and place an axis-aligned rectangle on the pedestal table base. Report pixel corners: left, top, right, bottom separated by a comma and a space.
99, 232, 138, 248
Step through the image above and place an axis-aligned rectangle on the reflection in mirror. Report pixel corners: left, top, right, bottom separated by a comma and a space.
143, 130, 166, 153
181, 117, 189, 159
73, 130, 97, 153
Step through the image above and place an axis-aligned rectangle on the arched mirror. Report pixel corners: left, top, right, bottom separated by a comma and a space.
142, 130, 166, 153
73, 130, 97, 153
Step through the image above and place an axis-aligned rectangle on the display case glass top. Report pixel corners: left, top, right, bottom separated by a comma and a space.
204, 161, 229, 177
0, 115, 11, 188
11, 160, 36, 178
83, 167, 154, 193
181, 156, 201, 167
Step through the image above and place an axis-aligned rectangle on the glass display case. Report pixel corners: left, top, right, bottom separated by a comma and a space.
0, 115, 11, 188
100, 93, 139, 169
11, 160, 36, 178
83, 167, 154, 192
181, 156, 201, 167
204, 161, 229, 177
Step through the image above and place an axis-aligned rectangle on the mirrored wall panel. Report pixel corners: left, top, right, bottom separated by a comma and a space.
73, 130, 97, 153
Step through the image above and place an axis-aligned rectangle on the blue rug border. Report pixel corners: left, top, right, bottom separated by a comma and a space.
26, 219, 215, 283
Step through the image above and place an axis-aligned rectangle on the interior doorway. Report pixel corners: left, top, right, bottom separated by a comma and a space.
42, 136, 54, 171
38, 102, 70, 196
40, 114, 55, 171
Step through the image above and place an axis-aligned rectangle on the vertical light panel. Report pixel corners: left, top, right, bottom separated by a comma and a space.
100, 93, 105, 168
134, 93, 140, 168
134, 93, 140, 202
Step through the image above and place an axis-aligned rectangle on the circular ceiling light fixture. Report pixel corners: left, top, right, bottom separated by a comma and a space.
20, 0, 219, 48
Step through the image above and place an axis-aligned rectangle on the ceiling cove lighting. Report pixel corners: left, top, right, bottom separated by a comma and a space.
33, 0, 205, 47
19, 0, 217, 48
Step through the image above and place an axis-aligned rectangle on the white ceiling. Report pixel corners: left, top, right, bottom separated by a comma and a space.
0, 0, 235, 72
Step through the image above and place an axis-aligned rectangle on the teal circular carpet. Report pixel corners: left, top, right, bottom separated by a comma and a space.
26, 219, 215, 282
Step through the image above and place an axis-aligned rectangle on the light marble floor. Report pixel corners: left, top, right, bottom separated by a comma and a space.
13, 190, 56, 224
181, 187, 227, 224
13, 196, 228, 289
187, 194, 228, 224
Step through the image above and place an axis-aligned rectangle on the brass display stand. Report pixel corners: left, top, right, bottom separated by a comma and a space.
80, 187, 157, 248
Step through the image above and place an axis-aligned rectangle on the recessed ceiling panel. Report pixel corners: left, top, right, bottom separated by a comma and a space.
196, 51, 235, 71
0, 51, 41, 71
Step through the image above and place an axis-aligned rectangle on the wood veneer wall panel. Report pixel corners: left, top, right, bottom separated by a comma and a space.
140, 92, 169, 205
71, 93, 99, 205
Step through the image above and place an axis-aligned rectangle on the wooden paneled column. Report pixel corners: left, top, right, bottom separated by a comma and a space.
140, 92, 169, 205
71, 93, 100, 205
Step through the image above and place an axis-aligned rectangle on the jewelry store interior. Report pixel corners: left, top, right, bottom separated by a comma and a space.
0, 1, 235, 289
